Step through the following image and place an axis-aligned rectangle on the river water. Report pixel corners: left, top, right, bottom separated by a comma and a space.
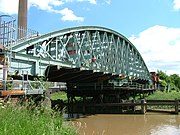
72, 113, 180, 135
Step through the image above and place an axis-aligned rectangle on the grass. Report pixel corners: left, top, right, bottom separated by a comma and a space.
50, 92, 82, 103
146, 90, 180, 100
0, 103, 78, 135
51, 92, 68, 101
145, 90, 180, 110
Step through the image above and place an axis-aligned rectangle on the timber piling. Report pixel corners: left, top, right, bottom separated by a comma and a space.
61, 99, 180, 115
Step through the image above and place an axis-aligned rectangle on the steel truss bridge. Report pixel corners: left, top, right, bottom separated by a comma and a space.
0, 14, 155, 114
5, 26, 151, 84
1, 21, 154, 103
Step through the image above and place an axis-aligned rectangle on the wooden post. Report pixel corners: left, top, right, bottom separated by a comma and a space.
67, 93, 71, 118
175, 100, 179, 114
116, 94, 120, 103
101, 94, 105, 103
83, 95, 86, 114
142, 91, 145, 99
132, 100, 135, 112
141, 99, 146, 114
133, 90, 136, 100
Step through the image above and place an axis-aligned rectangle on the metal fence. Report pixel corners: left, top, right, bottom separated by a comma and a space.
0, 15, 39, 48
1, 79, 44, 95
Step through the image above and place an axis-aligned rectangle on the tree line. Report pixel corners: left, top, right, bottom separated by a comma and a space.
157, 71, 180, 91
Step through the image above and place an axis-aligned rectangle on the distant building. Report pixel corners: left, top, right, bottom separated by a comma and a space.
150, 72, 160, 89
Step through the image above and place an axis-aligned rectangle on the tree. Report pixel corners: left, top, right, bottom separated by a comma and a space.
157, 70, 170, 83
157, 71, 180, 91
170, 74, 180, 90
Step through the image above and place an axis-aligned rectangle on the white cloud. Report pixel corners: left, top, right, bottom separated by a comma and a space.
173, 0, 180, 10
59, 8, 84, 21
29, 0, 64, 11
0, 0, 84, 22
0, 0, 99, 15
63, 0, 96, 4
129, 25, 180, 75
29, 0, 84, 22
0, 0, 112, 21
88, 0, 96, 4
73, 0, 97, 4
105, 0, 111, 4
0, 0, 18, 14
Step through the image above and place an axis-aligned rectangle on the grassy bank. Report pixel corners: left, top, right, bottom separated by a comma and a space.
146, 90, 180, 100
145, 90, 180, 110
0, 104, 77, 135
51, 92, 81, 103
51, 91, 68, 101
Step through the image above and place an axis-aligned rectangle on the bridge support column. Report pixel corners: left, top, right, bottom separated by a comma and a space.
67, 91, 74, 118
141, 99, 146, 114
67, 93, 70, 117
35, 61, 39, 75
116, 93, 120, 103
132, 100, 136, 113
100, 94, 104, 103
175, 100, 179, 114
83, 95, 86, 114
133, 90, 136, 100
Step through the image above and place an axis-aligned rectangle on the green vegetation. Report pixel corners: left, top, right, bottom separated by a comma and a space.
145, 71, 180, 100
146, 91, 180, 100
145, 91, 180, 109
147, 71, 180, 99
158, 70, 180, 91
0, 104, 77, 135
51, 91, 68, 101
145, 71, 180, 109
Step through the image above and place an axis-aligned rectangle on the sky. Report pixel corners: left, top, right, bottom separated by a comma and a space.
0, 0, 180, 75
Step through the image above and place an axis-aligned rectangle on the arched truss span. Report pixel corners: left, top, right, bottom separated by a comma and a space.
10, 26, 151, 82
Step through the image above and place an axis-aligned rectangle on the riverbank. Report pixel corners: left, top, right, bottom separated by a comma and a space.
0, 103, 77, 135
146, 91, 180, 100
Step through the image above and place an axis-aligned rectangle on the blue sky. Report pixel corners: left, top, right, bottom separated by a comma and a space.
0, 0, 180, 75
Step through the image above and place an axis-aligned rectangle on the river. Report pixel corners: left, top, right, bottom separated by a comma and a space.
72, 113, 180, 135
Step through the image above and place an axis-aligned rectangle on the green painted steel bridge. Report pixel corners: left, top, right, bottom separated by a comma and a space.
3, 26, 151, 87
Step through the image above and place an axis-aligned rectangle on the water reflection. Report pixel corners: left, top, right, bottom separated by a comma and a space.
150, 125, 180, 135
73, 114, 180, 135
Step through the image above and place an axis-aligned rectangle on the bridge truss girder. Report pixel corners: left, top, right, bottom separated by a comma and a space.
8, 26, 151, 82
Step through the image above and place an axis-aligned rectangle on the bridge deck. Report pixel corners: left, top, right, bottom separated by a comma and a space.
46, 66, 116, 83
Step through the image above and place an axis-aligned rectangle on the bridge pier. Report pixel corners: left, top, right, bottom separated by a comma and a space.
64, 82, 155, 114
67, 91, 75, 117
141, 99, 146, 114
175, 100, 179, 114
83, 95, 86, 114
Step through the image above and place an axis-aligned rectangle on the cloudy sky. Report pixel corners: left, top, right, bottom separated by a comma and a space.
0, 0, 180, 75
